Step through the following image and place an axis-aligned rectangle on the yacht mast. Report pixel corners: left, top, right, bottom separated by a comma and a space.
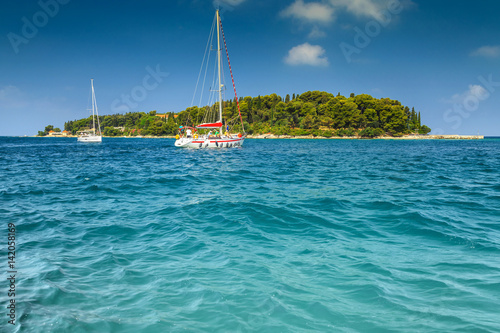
216, 10, 223, 132
91, 79, 95, 136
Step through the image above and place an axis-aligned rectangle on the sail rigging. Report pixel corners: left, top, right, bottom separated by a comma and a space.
219, 16, 245, 133
174, 10, 245, 148
78, 79, 102, 143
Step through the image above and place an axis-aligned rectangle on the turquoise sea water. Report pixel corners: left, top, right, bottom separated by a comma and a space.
1, 137, 499, 332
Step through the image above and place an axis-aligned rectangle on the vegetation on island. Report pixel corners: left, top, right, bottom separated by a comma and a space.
38, 91, 431, 138
37, 125, 61, 137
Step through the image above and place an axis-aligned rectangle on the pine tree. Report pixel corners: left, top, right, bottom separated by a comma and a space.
285, 94, 290, 103
404, 106, 410, 130
411, 107, 417, 131
255, 95, 262, 110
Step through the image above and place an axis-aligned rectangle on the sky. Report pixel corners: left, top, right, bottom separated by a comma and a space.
1, 0, 499, 136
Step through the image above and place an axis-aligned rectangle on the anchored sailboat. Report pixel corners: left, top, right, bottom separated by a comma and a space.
174, 10, 245, 149
78, 79, 102, 143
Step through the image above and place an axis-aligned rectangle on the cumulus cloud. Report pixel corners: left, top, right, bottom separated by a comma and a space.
448, 84, 489, 105
280, 0, 414, 40
212, 0, 246, 10
281, 0, 335, 24
330, 0, 383, 19
284, 43, 329, 66
329, 0, 414, 21
470, 45, 500, 58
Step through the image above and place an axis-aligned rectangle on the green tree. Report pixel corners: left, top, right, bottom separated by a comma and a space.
300, 114, 317, 129
103, 127, 122, 136
54, 90, 430, 139
364, 108, 379, 128
419, 125, 431, 134
381, 105, 407, 134
44, 125, 54, 134
300, 102, 316, 117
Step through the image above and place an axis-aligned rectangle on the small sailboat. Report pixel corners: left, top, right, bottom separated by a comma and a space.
78, 79, 102, 143
175, 10, 245, 149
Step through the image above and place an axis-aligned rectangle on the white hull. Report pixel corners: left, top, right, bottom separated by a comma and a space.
77, 135, 102, 143
175, 136, 244, 149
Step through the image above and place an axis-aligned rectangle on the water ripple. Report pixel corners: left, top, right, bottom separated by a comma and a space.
1, 137, 499, 332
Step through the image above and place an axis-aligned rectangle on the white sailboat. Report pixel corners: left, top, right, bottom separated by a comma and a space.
175, 10, 245, 149
78, 79, 102, 143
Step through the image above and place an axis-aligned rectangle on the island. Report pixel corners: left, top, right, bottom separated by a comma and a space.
38, 90, 477, 139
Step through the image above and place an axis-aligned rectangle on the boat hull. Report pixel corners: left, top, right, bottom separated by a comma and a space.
77, 135, 102, 143
175, 137, 244, 149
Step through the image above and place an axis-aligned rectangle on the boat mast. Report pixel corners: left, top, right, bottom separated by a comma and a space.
91, 79, 95, 136
216, 10, 223, 133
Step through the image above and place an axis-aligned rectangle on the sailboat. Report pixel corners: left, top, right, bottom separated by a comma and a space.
174, 10, 245, 149
78, 79, 102, 143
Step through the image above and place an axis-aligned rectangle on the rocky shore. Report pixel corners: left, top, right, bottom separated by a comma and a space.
246, 134, 484, 140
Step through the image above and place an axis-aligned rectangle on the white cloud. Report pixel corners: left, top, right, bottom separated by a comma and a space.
281, 0, 335, 24
308, 26, 327, 39
330, 0, 383, 20
448, 85, 489, 104
284, 43, 329, 66
470, 45, 500, 58
213, 0, 246, 8
329, 0, 415, 21
468, 85, 488, 98
280, 0, 414, 40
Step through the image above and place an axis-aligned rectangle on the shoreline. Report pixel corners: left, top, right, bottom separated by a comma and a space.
29, 134, 485, 140
246, 134, 485, 140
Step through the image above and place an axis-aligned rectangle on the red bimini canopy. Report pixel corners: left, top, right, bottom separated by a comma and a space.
196, 122, 223, 129
179, 126, 197, 131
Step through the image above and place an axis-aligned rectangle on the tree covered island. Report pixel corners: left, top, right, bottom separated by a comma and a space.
40, 91, 431, 138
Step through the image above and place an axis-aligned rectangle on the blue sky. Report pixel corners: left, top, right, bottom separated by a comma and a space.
1, 0, 499, 136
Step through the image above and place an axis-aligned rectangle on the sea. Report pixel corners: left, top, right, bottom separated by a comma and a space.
1, 136, 499, 332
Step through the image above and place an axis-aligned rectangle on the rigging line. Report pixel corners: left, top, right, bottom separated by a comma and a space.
200, 40, 219, 126
191, 15, 216, 108
93, 86, 101, 135
198, 16, 216, 108
87, 84, 92, 131
219, 18, 245, 133
206, 54, 218, 123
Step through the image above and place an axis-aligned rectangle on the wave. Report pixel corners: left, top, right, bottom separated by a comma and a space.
3, 137, 500, 332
